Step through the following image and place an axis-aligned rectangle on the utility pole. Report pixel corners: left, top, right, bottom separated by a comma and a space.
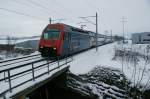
49, 18, 51, 24
110, 30, 113, 42
121, 16, 127, 43
79, 12, 99, 51
120, 16, 127, 73
49, 18, 66, 24
96, 12, 98, 51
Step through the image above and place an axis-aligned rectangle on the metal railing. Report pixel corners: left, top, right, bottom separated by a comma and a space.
0, 53, 41, 64
0, 56, 73, 98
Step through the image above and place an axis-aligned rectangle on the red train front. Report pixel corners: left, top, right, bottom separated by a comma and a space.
39, 24, 64, 57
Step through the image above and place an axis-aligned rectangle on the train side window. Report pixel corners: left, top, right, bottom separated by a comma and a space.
64, 32, 69, 41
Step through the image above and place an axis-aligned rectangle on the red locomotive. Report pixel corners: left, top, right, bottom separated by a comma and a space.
39, 24, 64, 57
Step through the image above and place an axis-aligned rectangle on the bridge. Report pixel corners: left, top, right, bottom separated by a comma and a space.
0, 53, 73, 99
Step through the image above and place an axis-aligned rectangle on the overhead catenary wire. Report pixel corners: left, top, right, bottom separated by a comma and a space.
12, 0, 34, 8
79, 17, 96, 25
1, 0, 101, 31
25, 0, 63, 16
10, 0, 69, 23
39, 0, 76, 20
11, 0, 53, 16
25, 0, 54, 15
0, 6, 98, 26
12, 0, 101, 27
1, 0, 103, 25
0, 7, 47, 21
50, 0, 74, 15
82, 0, 101, 12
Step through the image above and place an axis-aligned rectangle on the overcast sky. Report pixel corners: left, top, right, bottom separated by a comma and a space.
0, 0, 150, 37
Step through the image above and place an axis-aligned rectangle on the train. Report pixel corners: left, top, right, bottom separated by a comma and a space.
38, 23, 113, 57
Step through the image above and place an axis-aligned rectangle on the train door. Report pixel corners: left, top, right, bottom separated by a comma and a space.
68, 32, 72, 55
61, 32, 71, 56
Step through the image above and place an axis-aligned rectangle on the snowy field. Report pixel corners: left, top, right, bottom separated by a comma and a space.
70, 41, 150, 90
0, 51, 23, 60
0, 36, 40, 45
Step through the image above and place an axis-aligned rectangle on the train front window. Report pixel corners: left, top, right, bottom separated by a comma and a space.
43, 29, 60, 39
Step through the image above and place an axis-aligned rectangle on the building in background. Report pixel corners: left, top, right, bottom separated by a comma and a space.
132, 32, 150, 44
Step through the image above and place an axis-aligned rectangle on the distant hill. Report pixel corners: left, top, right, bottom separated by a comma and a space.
0, 35, 40, 40
16, 40, 39, 51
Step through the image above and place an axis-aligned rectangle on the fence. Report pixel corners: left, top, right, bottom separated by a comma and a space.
0, 56, 73, 98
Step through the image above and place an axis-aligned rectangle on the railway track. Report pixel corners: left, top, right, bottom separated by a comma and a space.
0, 53, 41, 63
0, 53, 42, 69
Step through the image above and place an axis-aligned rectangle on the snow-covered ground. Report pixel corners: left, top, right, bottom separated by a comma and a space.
0, 51, 23, 60
70, 41, 150, 90
0, 37, 40, 45
0, 49, 39, 61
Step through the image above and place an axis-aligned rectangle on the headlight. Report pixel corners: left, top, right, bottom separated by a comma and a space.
53, 48, 56, 50
40, 46, 43, 48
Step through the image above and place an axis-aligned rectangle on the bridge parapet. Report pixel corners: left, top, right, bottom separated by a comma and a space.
0, 56, 73, 99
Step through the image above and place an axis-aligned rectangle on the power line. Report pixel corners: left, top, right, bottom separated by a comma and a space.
0, 7, 68, 23
11, 0, 51, 16
52, 0, 73, 15
79, 17, 96, 25
0, 6, 101, 29
12, 0, 34, 7
11, 0, 102, 25
25, 0, 61, 16
39, 0, 74, 18
77, 22, 89, 24
0, 7, 47, 21
82, 0, 100, 12
12, 0, 101, 25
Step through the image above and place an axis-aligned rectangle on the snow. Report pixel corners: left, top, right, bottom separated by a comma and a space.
0, 54, 6, 60
70, 43, 119, 74
0, 37, 40, 45
0, 51, 25, 61
67, 71, 126, 98
69, 41, 150, 90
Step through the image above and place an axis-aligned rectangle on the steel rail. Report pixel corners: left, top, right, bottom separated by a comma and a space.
0, 56, 41, 67
0, 58, 48, 73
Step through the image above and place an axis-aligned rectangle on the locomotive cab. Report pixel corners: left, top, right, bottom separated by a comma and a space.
39, 24, 64, 57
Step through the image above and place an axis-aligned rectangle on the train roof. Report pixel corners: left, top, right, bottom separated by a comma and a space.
47, 23, 104, 36
47, 23, 90, 34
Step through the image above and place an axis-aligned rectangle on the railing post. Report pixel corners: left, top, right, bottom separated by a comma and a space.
8, 70, 12, 92
31, 63, 35, 81
4, 71, 7, 82
71, 56, 73, 61
57, 57, 59, 67
66, 56, 68, 65
3, 94, 6, 99
47, 60, 49, 74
